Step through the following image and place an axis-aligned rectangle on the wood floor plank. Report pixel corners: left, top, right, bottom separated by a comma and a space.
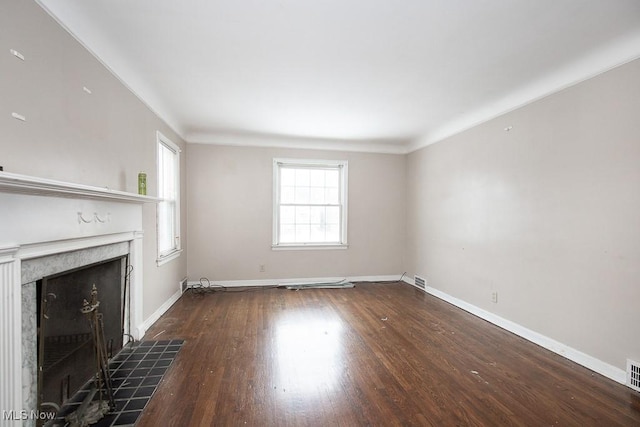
137, 283, 640, 426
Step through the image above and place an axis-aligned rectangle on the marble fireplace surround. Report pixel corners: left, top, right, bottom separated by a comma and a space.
0, 172, 157, 419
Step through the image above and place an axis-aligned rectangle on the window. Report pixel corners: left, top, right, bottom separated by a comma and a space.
156, 131, 182, 265
273, 158, 348, 249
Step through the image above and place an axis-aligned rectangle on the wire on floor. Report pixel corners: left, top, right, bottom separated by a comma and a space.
187, 277, 280, 296
187, 273, 409, 296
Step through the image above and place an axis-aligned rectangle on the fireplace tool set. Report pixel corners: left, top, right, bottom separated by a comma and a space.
65, 285, 115, 427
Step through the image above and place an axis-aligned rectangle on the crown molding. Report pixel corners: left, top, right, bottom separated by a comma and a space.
407, 31, 640, 153
186, 131, 410, 154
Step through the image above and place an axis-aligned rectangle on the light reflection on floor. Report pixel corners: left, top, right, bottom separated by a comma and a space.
274, 311, 344, 397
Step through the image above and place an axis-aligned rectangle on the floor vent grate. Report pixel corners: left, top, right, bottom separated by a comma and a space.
628, 359, 640, 392
414, 275, 426, 289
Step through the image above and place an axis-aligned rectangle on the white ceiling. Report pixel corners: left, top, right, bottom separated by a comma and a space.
37, 0, 640, 153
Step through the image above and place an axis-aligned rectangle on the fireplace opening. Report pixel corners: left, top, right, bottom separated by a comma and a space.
37, 255, 129, 411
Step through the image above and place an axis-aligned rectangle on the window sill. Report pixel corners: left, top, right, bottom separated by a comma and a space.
272, 244, 348, 251
156, 249, 183, 266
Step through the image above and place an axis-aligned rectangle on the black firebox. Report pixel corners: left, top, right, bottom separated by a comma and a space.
37, 256, 127, 411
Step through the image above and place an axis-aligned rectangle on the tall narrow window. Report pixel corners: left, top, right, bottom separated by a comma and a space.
157, 131, 181, 265
273, 158, 348, 249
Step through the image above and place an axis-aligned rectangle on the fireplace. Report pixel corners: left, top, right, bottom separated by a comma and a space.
37, 256, 127, 410
0, 171, 156, 426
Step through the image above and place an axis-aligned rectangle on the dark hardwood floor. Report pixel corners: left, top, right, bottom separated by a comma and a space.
138, 282, 640, 426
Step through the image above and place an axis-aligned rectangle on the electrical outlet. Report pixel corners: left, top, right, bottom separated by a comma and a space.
491, 291, 498, 303
259, 264, 266, 273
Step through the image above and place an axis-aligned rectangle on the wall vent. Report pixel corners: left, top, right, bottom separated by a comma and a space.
180, 278, 188, 294
414, 275, 426, 289
628, 359, 640, 392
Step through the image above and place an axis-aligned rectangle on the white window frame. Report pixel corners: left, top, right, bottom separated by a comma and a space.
272, 158, 348, 250
156, 131, 182, 266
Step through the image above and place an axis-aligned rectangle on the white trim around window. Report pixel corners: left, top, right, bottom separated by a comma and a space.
272, 158, 348, 250
156, 131, 182, 266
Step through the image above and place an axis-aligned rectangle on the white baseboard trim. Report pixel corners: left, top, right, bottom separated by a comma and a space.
188, 274, 403, 289
404, 281, 626, 384
139, 289, 182, 338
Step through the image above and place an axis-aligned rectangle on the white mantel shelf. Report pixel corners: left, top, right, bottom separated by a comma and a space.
0, 171, 159, 203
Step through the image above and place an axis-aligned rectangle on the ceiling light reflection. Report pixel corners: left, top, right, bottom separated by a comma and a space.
275, 314, 344, 397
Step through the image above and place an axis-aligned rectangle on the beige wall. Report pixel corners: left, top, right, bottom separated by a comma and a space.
187, 144, 405, 281
405, 58, 640, 371
0, 0, 187, 321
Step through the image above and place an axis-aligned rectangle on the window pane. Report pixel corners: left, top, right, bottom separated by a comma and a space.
326, 169, 339, 187
281, 168, 296, 186
309, 187, 325, 204
309, 169, 325, 187
280, 206, 295, 224
309, 206, 324, 224
295, 225, 310, 242
164, 153, 175, 197
159, 143, 176, 200
295, 186, 310, 204
158, 146, 166, 197
326, 206, 340, 225
158, 202, 168, 249
158, 200, 176, 253
325, 225, 340, 242
295, 206, 310, 224
281, 186, 295, 204
310, 225, 325, 242
326, 188, 339, 204
295, 169, 310, 186
280, 225, 296, 243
